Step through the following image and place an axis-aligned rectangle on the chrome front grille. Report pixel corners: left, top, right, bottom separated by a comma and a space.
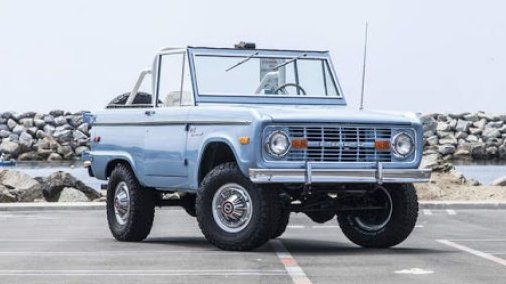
286, 126, 392, 162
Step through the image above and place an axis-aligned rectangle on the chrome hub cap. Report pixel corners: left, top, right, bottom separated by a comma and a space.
113, 181, 130, 225
354, 185, 393, 231
212, 183, 253, 233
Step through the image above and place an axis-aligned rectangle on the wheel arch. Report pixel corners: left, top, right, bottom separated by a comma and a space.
197, 139, 241, 185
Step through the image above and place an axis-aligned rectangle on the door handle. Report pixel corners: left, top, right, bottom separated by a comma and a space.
145, 110, 156, 116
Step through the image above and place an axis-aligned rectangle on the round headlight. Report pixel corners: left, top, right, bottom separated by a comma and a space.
392, 133, 414, 158
267, 131, 290, 157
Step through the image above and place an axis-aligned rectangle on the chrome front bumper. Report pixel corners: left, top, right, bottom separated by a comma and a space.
249, 163, 431, 184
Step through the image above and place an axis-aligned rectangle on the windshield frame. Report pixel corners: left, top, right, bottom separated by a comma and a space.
187, 47, 346, 106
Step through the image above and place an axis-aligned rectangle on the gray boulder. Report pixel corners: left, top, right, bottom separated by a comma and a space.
437, 122, 451, 131
49, 110, 65, 117
483, 128, 501, 140
0, 184, 17, 203
438, 145, 456, 155
12, 125, 26, 135
491, 176, 506, 186
463, 113, 479, 122
466, 135, 479, 143
18, 132, 34, 149
420, 154, 440, 169
0, 130, 10, 138
57, 145, 74, 159
7, 119, 17, 130
473, 119, 487, 129
0, 124, 9, 132
455, 119, 472, 132
0, 170, 43, 202
58, 188, 90, 202
53, 129, 73, 142
470, 143, 486, 158
19, 118, 34, 128
426, 135, 439, 146
17, 151, 42, 161
43, 124, 56, 135
73, 130, 87, 140
54, 116, 67, 126
455, 131, 468, 139
40, 171, 100, 202
74, 146, 89, 156
34, 118, 45, 128
43, 115, 55, 125
77, 123, 90, 135
47, 153, 62, 161
469, 128, 482, 135
439, 136, 458, 145
0, 140, 20, 156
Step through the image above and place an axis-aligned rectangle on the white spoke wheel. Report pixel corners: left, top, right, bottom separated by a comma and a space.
196, 163, 281, 251
212, 183, 253, 233
337, 183, 418, 248
113, 181, 131, 225
106, 163, 155, 242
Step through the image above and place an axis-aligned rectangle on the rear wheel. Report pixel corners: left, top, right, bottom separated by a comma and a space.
107, 163, 155, 242
196, 163, 281, 251
337, 183, 418, 248
271, 209, 290, 239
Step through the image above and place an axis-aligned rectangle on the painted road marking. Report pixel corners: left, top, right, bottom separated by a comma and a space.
415, 225, 424, 228
446, 209, 457, 215
0, 269, 286, 276
437, 239, 506, 267
311, 225, 340, 229
394, 268, 434, 275
271, 240, 312, 284
287, 225, 305, 229
423, 209, 432, 215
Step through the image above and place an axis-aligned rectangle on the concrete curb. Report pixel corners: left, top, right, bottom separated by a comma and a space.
0, 202, 105, 211
419, 201, 506, 209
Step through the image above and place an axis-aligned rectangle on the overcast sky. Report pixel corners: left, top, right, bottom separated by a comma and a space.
1, 0, 505, 113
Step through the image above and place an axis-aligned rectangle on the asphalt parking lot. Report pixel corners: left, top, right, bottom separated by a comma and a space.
0, 207, 505, 284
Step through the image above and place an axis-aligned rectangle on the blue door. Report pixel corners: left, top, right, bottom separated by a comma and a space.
141, 51, 194, 188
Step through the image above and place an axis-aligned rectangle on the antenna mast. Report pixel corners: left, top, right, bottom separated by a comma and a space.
359, 22, 369, 111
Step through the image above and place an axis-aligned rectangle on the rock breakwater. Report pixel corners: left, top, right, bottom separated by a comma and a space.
0, 110, 90, 161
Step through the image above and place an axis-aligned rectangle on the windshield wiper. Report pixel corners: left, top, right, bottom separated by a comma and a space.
225, 52, 259, 72
271, 53, 307, 70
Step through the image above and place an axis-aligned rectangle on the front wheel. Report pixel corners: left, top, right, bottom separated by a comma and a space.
107, 163, 155, 242
196, 163, 281, 251
337, 183, 418, 248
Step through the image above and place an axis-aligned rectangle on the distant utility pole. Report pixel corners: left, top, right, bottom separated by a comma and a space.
359, 22, 369, 111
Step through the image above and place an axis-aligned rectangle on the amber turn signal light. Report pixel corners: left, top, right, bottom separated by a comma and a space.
291, 138, 308, 149
375, 140, 391, 151
239, 136, 250, 145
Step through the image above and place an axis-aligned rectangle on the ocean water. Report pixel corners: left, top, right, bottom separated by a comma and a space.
4, 161, 103, 190
454, 161, 506, 185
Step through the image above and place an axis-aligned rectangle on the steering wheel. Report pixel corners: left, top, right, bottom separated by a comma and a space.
274, 83, 307, 95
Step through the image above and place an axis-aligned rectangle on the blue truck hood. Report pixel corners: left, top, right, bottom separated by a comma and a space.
226, 105, 419, 125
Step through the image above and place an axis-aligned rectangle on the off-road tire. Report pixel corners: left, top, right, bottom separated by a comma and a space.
196, 163, 281, 251
337, 183, 418, 248
107, 163, 155, 242
271, 210, 290, 239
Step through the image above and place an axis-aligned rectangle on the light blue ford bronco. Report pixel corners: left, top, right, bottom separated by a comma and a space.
83, 42, 431, 251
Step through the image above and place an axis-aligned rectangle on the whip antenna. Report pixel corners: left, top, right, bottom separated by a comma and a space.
359, 22, 369, 111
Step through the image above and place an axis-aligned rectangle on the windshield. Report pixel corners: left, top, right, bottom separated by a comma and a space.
193, 53, 340, 97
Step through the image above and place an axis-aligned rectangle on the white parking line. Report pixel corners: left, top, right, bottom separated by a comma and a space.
437, 239, 506, 267
446, 209, 457, 215
287, 225, 305, 229
271, 240, 312, 284
0, 269, 286, 276
423, 209, 432, 215
311, 225, 340, 229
